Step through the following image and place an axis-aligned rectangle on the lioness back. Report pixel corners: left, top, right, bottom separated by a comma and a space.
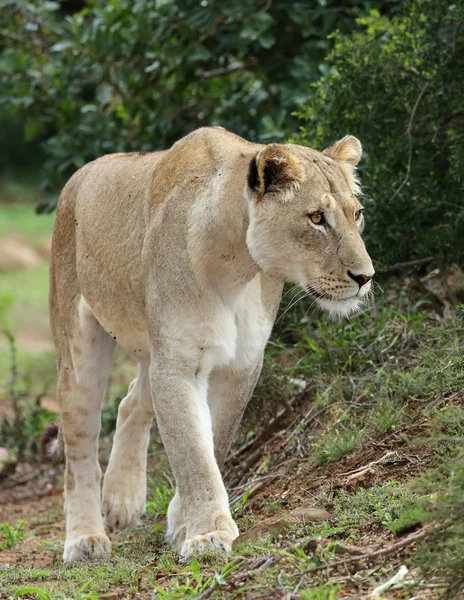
50, 127, 261, 356
50, 150, 165, 351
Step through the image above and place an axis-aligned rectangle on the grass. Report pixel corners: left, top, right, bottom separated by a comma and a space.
0, 520, 26, 550
371, 399, 403, 434
0, 264, 51, 336
313, 425, 365, 463
0, 200, 55, 396
299, 586, 341, 600
332, 480, 421, 535
2, 301, 462, 596
0, 199, 55, 246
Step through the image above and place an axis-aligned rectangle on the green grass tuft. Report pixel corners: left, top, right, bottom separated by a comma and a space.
314, 427, 365, 464
333, 481, 421, 535
300, 585, 341, 600
0, 520, 26, 550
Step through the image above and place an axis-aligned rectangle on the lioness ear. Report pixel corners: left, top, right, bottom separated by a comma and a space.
324, 135, 362, 194
247, 144, 305, 201
324, 135, 362, 167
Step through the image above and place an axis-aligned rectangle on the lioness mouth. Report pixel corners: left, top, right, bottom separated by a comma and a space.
307, 288, 335, 301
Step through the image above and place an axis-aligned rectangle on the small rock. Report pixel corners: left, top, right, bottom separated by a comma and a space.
0, 233, 42, 269
0, 446, 15, 476
234, 507, 330, 547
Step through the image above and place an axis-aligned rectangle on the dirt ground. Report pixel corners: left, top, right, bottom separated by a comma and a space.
0, 392, 454, 599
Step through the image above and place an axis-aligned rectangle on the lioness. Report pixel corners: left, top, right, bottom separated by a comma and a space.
49, 126, 374, 563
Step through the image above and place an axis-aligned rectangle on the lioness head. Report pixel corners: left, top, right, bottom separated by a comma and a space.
246, 136, 374, 317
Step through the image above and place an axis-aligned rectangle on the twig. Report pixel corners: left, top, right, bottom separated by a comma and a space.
3, 330, 19, 417
226, 391, 302, 466
390, 81, 431, 202
339, 451, 398, 477
199, 62, 245, 79
2, 329, 24, 460
305, 539, 365, 557
297, 525, 433, 576
375, 256, 433, 273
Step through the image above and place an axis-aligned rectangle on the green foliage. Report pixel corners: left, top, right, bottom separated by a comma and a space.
0, 0, 396, 209
371, 400, 404, 434
146, 483, 174, 522
0, 399, 57, 458
0, 327, 57, 461
295, 0, 464, 265
14, 582, 101, 600
313, 426, 365, 464
386, 505, 427, 534
100, 394, 122, 437
0, 520, 26, 550
300, 585, 341, 600
411, 404, 464, 596
152, 558, 244, 599
333, 481, 420, 534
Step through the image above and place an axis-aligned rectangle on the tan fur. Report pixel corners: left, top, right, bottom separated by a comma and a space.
50, 127, 374, 563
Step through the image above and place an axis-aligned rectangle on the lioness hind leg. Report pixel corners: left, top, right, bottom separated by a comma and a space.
102, 360, 154, 530
58, 299, 115, 564
208, 362, 263, 467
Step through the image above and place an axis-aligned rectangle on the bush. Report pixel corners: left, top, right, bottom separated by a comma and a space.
0, 0, 396, 210
413, 408, 464, 597
295, 0, 464, 266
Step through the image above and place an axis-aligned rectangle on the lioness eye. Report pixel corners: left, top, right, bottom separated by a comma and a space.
309, 212, 324, 225
355, 209, 363, 221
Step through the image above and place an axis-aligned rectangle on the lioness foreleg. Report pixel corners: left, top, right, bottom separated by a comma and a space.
149, 359, 238, 559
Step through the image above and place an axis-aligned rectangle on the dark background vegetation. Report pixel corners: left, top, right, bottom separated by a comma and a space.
1, 0, 462, 265
0, 1, 463, 598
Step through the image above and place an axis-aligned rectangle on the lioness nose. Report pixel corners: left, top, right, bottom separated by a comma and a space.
347, 270, 374, 287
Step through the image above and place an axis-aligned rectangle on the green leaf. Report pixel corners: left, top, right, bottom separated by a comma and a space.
14, 588, 50, 600
50, 40, 75, 52
144, 61, 160, 73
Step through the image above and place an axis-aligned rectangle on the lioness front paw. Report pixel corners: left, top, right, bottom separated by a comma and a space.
179, 514, 239, 560
102, 477, 146, 530
180, 530, 235, 560
63, 533, 111, 563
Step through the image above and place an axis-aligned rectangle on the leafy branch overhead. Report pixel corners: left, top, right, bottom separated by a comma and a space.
0, 0, 393, 209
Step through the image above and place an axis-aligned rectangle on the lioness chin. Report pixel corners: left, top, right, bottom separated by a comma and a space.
49, 126, 374, 563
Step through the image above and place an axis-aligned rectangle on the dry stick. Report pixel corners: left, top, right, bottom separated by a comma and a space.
390, 21, 461, 205
390, 81, 431, 203
338, 450, 397, 477
227, 389, 304, 465
197, 536, 366, 600
297, 525, 433, 577
375, 256, 433, 273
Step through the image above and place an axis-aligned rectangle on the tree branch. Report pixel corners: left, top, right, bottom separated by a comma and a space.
297, 525, 433, 576
198, 62, 246, 79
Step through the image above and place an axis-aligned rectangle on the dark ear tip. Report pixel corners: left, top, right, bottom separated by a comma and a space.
247, 153, 259, 191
